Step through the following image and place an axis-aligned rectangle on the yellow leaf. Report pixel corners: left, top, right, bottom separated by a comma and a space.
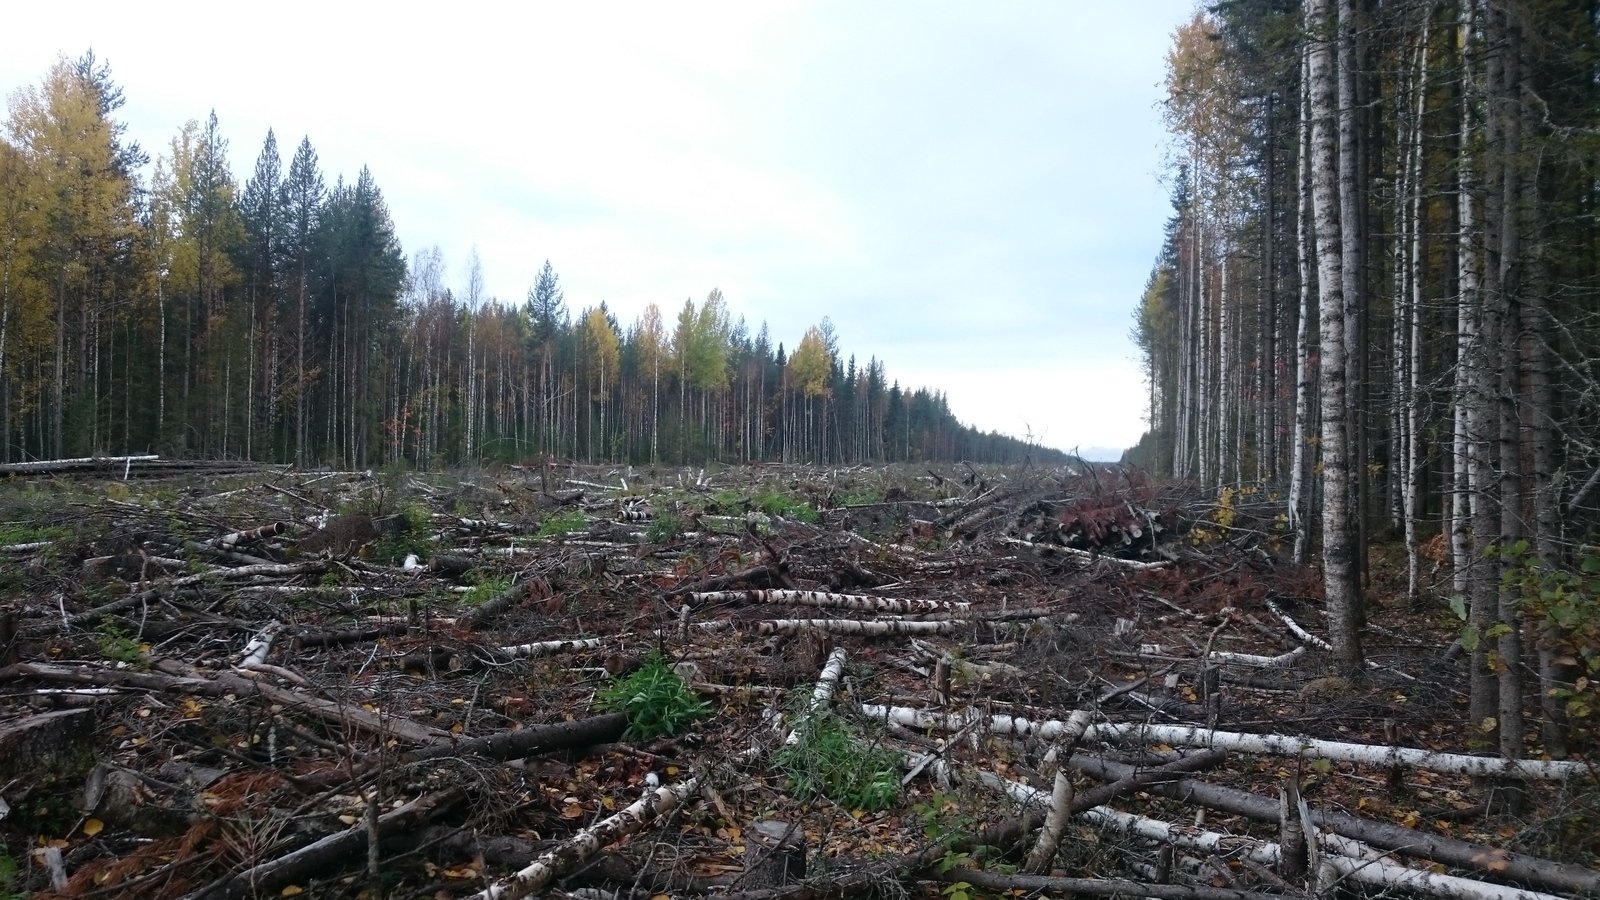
281, 887, 304, 897
602, 796, 616, 811
82, 819, 103, 837
666, 765, 679, 776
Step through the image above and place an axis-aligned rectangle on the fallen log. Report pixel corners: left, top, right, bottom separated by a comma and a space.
861, 704, 1094, 741
0, 454, 159, 475
468, 774, 702, 900
933, 870, 1281, 900
153, 659, 453, 745
758, 619, 954, 637
460, 580, 531, 630
1068, 755, 1600, 896
1081, 803, 1567, 900
1079, 721, 1591, 781
185, 786, 464, 899
689, 589, 969, 614
405, 711, 629, 763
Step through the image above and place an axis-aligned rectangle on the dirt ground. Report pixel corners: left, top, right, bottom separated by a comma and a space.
0, 461, 1594, 899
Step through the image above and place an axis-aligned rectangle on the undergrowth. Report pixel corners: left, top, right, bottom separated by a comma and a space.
775, 704, 902, 811
462, 575, 511, 606
536, 510, 587, 538
596, 650, 708, 739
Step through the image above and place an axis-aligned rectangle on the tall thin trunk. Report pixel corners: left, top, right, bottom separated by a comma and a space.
1291, 45, 1318, 565
1308, 0, 1364, 673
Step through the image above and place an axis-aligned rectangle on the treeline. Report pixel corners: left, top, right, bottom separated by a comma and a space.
0, 54, 1059, 469
1130, 1, 1599, 755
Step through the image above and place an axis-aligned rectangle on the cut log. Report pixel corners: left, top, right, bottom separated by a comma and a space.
154, 659, 453, 745
185, 786, 464, 899
860, 704, 1093, 741
935, 870, 1281, 900
1079, 722, 1591, 780
758, 619, 954, 637
0, 454, 159, 474
405, 712, 629, 764
468, 775, 702, 900
1069, 754, 1600, 896
690, 589, 969, 614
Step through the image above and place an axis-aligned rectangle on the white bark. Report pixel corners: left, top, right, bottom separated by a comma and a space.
469, 775, 701, 900
487, 638, 602, 660
691, 590, 969, 614
1207, 646, 1305, 669
757, 619, 954, 637
1024, 768, 1075, 874
1306, 0, 1363, 670
982, 772, 1564, 900
1080, 722, 1587, 780
997, 537, 1168, 569
784, 646, 848, 746
860, 704, 1094, 742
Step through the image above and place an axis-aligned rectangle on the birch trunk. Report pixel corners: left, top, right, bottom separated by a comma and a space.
1308, 0, 1364, 672
1290, 45, 1317, 566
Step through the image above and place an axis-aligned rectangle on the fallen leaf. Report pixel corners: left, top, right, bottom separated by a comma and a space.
82, 819, 103, 837
281, 887, 303, 897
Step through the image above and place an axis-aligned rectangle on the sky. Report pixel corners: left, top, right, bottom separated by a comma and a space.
1, 2, 1195, 458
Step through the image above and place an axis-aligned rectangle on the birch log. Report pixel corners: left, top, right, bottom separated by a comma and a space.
782, 647, 848, 749
690, 589, 968, 614
1079, 722, 1589, 780
983, 772, 1568, 900
861, 704, 1094, 741
1070, 754, 1600, 895
758, 619, 954, 637
468, 776, 700, 900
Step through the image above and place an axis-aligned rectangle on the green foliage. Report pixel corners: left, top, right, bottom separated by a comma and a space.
775, 705, 902, 811
462, 575, 511, 606
645, 513, 684, 544
0, 522, 69, 545
372, 501, 435, 565
1497, 544, 1600, 723
595, 650, 708, 739
915, 792, 983, 847
97, 624, 142, 665
0, 844, 18, 900
754, 490, 820, 524
536, 510, 587, 538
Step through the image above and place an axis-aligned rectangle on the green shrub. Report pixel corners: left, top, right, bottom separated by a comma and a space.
462, 575, 511, 606
536, 509, 588, 538
775, 705, 901, 811
754, 490, 820, 524
645, 513, 684, 544
596, 650, 708, 740
1494, 543, 1600, 727
97, 624, 142, 665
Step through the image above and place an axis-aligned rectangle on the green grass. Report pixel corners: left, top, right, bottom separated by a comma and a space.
462, 575, 512, 606
775, 704, 902, 811
754, 490, 820, 524
645, 513, 685, 543
536, 509, 588, 538
596, 650, 709, 740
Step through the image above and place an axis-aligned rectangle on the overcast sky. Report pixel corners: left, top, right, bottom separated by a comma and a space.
2, 2, 1193, 457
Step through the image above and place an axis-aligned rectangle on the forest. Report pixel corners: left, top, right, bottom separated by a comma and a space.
0, 54, 1058, 472
1130, 0, 1600, 759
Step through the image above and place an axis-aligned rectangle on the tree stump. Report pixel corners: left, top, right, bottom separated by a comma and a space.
743, 819, 806, 889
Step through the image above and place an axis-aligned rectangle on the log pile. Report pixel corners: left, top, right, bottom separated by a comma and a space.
0, 461, 1591, 898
